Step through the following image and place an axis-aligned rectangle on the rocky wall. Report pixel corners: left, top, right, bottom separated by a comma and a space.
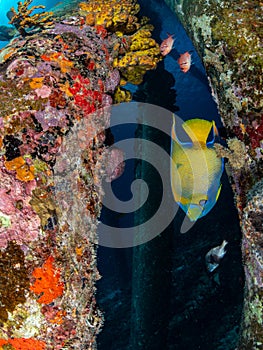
164, 1, 262, 349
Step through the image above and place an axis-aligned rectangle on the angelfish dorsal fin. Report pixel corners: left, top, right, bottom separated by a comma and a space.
182, 119, 215, 144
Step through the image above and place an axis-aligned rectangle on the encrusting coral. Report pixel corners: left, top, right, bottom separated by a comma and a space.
215, 137, 247, 170
79, 0, 141, 33
79, 0, 161, 87
113, 26, 161, 85
4, 156, 35, 182
30, 256, 64, 304
8, 0, 53, 36
0, 338, 46, 350
0, 0, 161, 347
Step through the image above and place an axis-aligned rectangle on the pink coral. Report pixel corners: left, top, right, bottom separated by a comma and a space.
104, 147, 125, 182
6, 58, 37, 80
0, 157, 40, 248
35, 85, 52, 98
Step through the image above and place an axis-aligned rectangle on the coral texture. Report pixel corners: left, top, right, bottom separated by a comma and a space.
79, 0, 141, 32
0, 338, 46, 350
0, 0, 160, 348
30, 256, 64, 304
79, 0, 161, 86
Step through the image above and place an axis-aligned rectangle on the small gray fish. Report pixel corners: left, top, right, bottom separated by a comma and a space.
0, 25, 16, 41
205, 240, 228, 272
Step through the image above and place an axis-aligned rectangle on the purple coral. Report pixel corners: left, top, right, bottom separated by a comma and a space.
36, 61, 53, 75
101, 94, 112, 107
104, 69, 120, 93
49, 24, 99, 53
35, 105, 68, 131
35, 85, 52, 98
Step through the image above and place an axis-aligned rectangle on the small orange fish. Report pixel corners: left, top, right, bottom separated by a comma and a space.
160, 33, 175, 56
177, 52, 191, 73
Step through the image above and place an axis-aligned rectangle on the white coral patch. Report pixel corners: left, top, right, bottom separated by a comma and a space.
192, 14, 214, 44
8, 298, 45, 338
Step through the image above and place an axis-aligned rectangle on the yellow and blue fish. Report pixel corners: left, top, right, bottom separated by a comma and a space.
170, 117, 224, 222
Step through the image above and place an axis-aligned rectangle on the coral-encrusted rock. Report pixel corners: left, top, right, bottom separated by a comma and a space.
240, 180, 263, 349
164, 0, 263, 348
0, 0, 161, 348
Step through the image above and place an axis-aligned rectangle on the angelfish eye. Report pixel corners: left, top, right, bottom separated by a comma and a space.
199, 199, 207, 207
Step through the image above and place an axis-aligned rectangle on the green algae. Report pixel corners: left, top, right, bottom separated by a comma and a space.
0, 212, 11, 229
29, 188, 58, 227
210, 1, 263, 113
240, 291, 263, 349
32, 158, 49, 174
2, 344, 15, 350
211, 1, 262, 61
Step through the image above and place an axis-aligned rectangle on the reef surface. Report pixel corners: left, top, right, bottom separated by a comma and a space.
0, 0, 161, 348
164, 0, 263, 348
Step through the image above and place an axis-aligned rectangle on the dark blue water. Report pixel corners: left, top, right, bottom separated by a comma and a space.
97, 1, 243, 350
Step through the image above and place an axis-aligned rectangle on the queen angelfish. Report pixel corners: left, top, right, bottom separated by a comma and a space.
171, 117, 224, 222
